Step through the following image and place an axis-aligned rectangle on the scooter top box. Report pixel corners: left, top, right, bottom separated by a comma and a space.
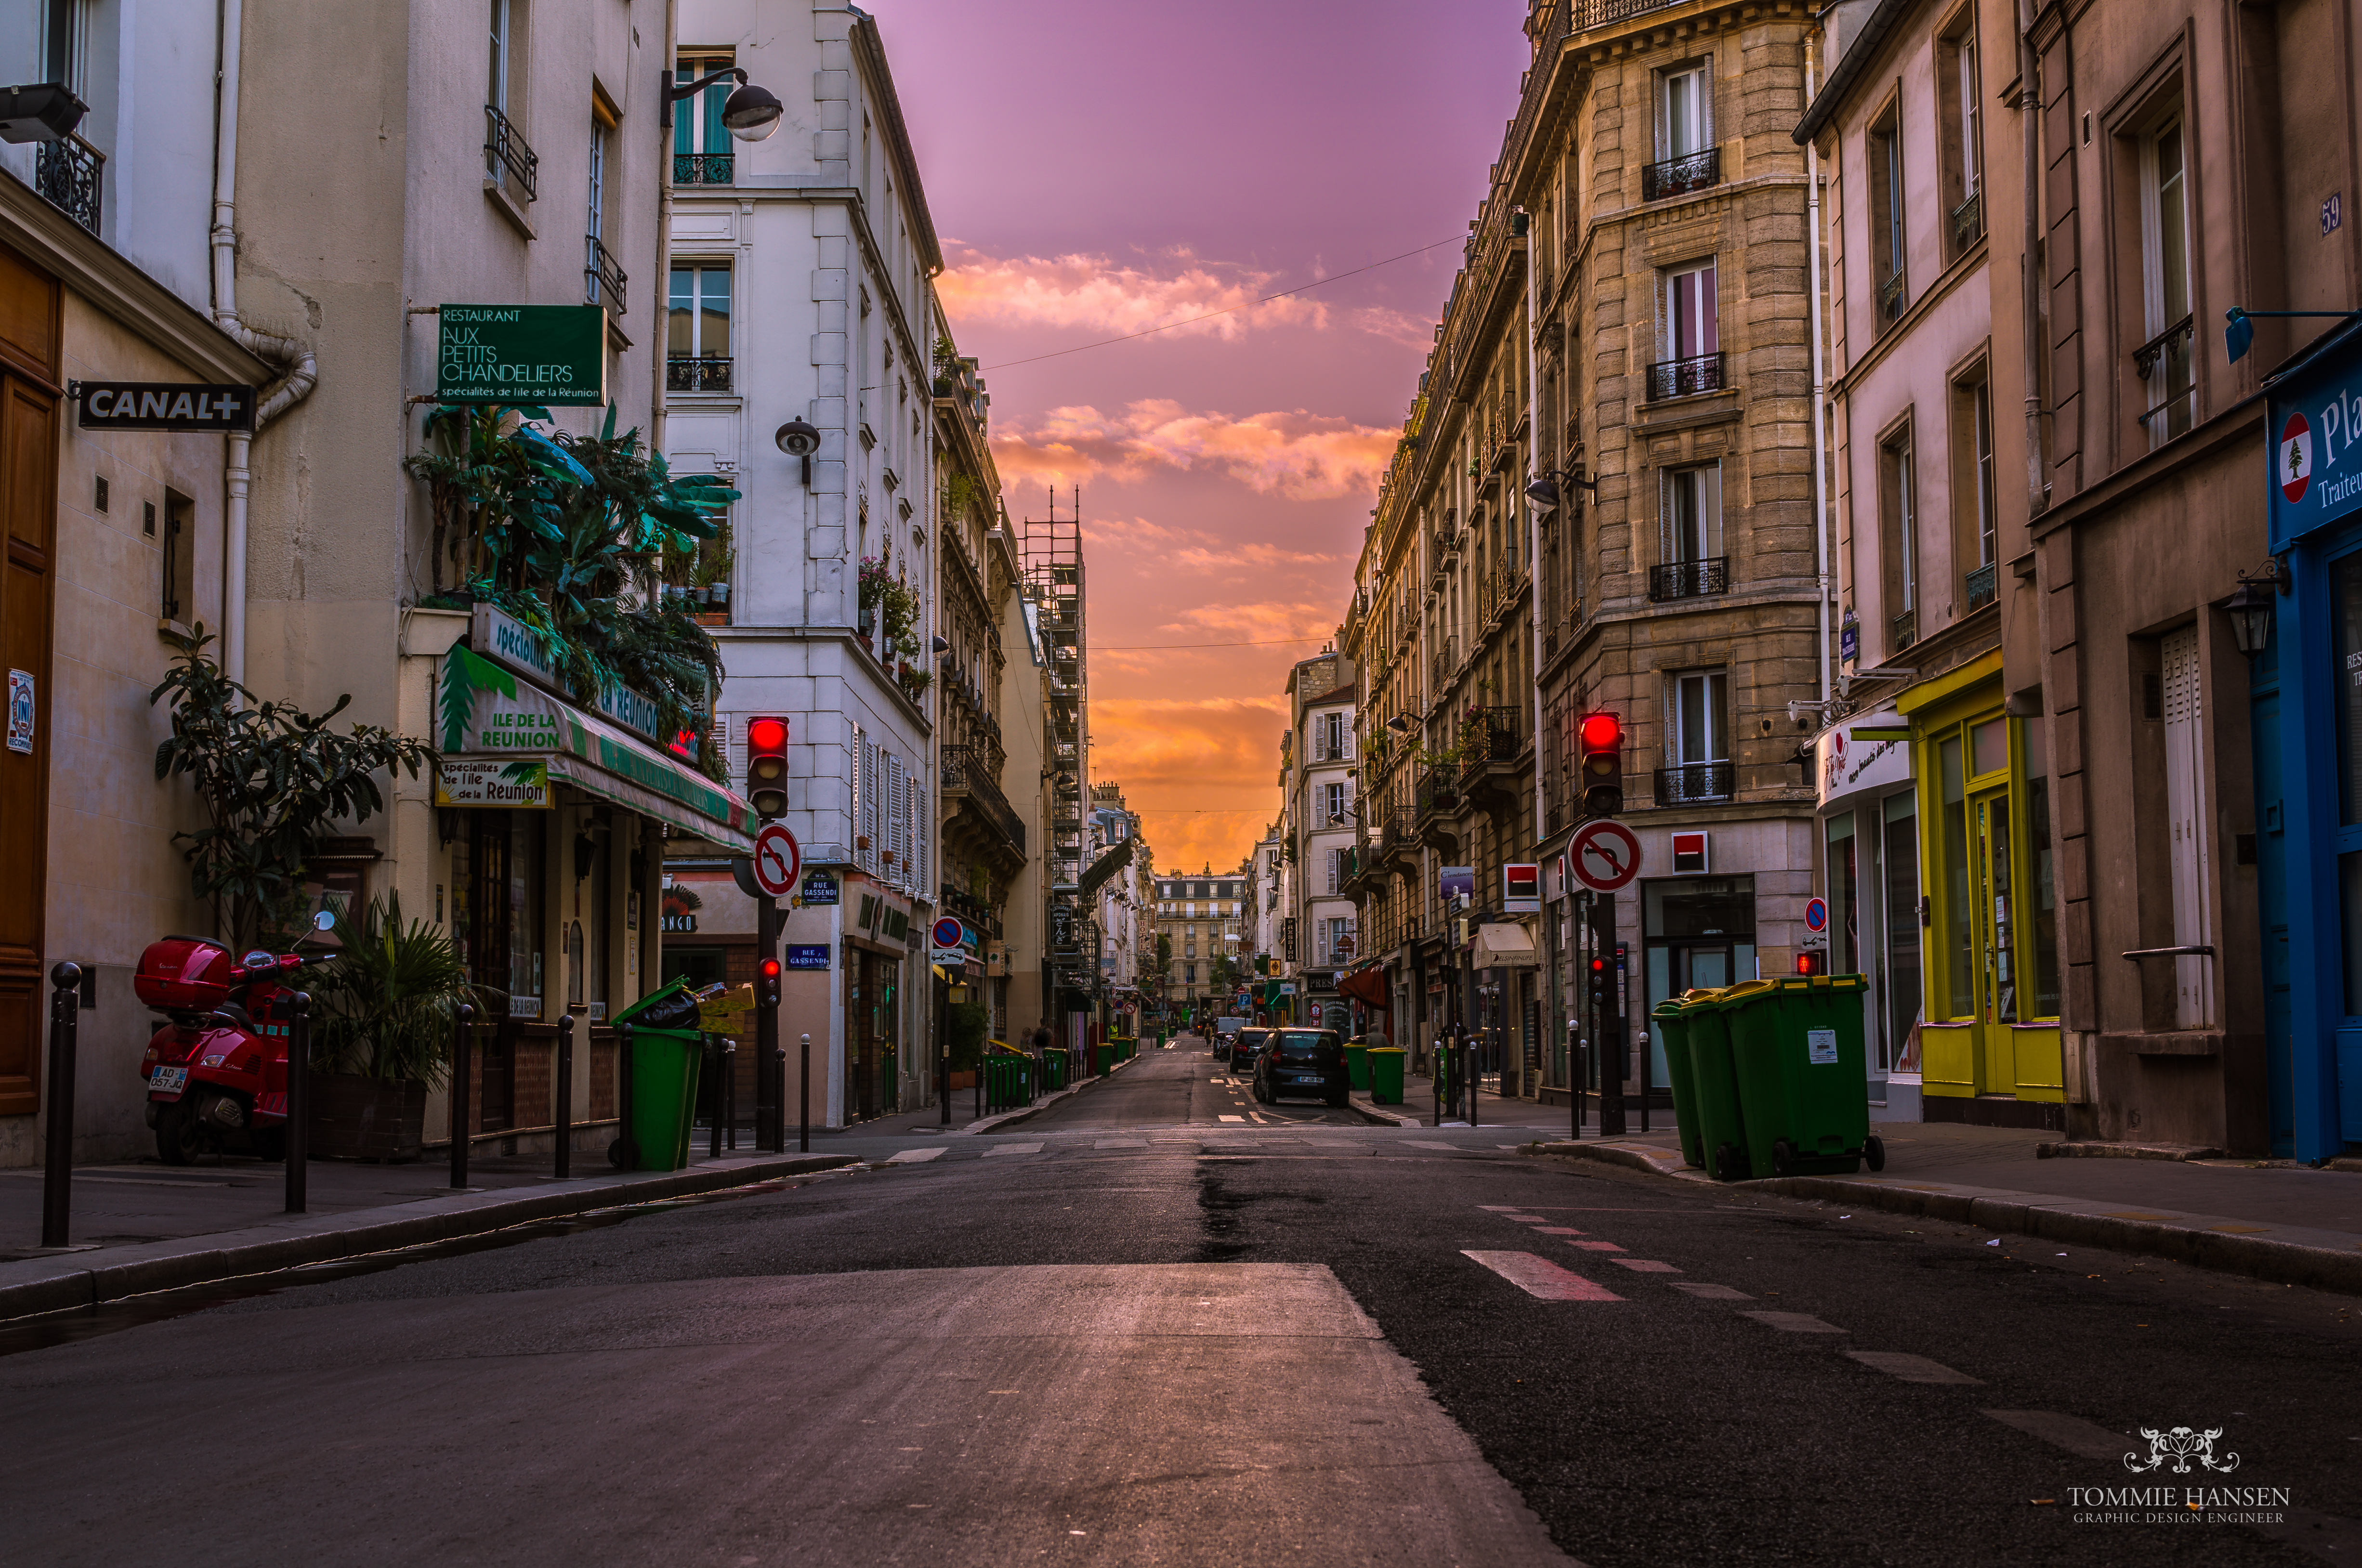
135, 936, 235, 1012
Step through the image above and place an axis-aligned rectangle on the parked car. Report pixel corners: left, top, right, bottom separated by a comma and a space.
1253, 1028, 1350, 1106
1228, 1027, 1271, 1076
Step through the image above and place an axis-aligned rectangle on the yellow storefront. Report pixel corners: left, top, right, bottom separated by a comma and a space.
1898, 652, 2066, 1113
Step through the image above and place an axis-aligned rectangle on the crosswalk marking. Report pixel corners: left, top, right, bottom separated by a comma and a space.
1845, 1350, 1981, 1385
1217, 1115, 1246, 1123
1534, 1226, 1587, 1236
1741, 1310, 1846, 1333
1609, 1258, 1682, 1273
1667, 1282, 1750, 1300
1476, 1205, 1520, 1211
884, 1148, 946, 1164
1567, 1240, 1624, 1252
1462, 1251, 1626, 1302
984, 1142, 1043, 1157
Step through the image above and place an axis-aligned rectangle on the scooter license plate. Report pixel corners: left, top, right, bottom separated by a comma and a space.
150, 1066, 188, 1095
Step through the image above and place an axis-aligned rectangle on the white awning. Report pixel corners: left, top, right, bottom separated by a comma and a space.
1473, 922, 1540, 967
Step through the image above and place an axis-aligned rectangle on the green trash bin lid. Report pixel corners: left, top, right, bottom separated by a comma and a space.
611, 978, 699, 1028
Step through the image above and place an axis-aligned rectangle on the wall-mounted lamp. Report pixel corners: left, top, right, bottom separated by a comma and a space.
662, 67, 783, 142
1522, 469, 1599, 513
775, 418, 821, 486
2218, 565, 2282, 656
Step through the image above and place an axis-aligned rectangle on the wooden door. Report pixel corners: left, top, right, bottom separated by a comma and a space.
0, 244, 58, 1120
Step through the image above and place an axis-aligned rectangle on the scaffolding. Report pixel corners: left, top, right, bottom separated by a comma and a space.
1024, 492, 1089, 993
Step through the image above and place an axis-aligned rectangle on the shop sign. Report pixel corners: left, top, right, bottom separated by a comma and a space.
5, 669, 30, 754
1503, 862, 1540, 914
436, 304, 606, 406
1815, 708, 1913, 808
76, 381, 254, 432
786, 945, 831, 970
470, 604, 691, 759
433, 757, 552, 808
2269, 327, 2362, 552
1439, 865, 1475, 904
800, 871, 840, 905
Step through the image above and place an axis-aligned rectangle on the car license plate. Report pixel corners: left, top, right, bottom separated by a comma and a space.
150, 1066, 188, 1094
1294, 1074, 1322, 1085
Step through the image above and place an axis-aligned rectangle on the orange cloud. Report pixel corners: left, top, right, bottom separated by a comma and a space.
939, 243, 1325, 340
1091, 694, 1287, 873
991, 402, 1396, 501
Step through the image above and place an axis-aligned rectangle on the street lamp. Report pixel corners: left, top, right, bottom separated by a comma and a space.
1523, 468, 1599, 513
775, 418, 821, 485
664, 67, 784, 142
0, 83, 87, 144
2218, 570, 2281, 656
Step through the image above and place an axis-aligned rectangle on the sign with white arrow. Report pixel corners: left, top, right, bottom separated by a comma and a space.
752, 823, 800, 899
1568, 820, 1641, 892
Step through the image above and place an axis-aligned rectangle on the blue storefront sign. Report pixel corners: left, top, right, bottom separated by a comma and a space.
2260, 319, 2362, 1159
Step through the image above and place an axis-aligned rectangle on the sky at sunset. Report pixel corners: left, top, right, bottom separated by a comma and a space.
878, 0, 1533, 875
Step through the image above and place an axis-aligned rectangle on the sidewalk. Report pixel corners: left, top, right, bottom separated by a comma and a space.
1527, 1119, 2362, 1295
1350, 1073, 1649, 1133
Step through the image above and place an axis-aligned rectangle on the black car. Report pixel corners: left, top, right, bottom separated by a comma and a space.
1227, 1028, 1271, 1076
1253, 1028, 1350, 1106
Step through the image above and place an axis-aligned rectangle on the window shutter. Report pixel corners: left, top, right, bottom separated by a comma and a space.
2160, 627, 2212, 1028
1703, 461, 1724, 558
886, 753, 906, 886
911, 781, 928, 892
1327, 848, 1342, 895
861, 739, 879, 874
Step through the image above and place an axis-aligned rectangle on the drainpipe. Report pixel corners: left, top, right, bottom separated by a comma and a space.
2017, 0, 2045, 513
211, 0, 317, 690
652, 0, 678, 456
1805, 23, 1833, 708
1524, 215, 1547, 854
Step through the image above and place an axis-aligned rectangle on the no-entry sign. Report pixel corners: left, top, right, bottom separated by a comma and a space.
1569, 820, 1641, 892
752, 823, 800, 898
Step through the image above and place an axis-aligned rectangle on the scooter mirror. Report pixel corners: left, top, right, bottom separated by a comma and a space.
312, 909, 337, 933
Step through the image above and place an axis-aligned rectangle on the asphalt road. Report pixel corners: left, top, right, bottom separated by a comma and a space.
1011, 1033, 1370, 1132
4, 1039, 2357, 1567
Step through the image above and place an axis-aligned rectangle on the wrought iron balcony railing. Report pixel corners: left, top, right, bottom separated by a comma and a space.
1574, 0, 1680, 27
1415, 768, 1460, 818
484, 104, 538, 202
673, 152, 735, 185
1965, 561, 1997, 613
667, 356, 733, 393
1647, 352, 1725, 401
1877, 268, 1908, 324
1642, 146, 1720, 202
1380, 810, 1416, 852
942, 745, 1026, 855
35, 133, 103, 237
585, 235, 627, 314
1891, 608, 1918, 652
1655, 760, 1735, 805
1649, 556, 1730, 603
1951, 189, 1985, 253
1458, 706, 1522, 780
2134, 314, 2198, 444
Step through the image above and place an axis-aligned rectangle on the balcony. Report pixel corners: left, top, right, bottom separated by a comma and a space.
2135, 313, 2197, 445
667, 356, 734, 393
1646, 352, 1725, 402
1574, 0, 1680, 27
1877, 268, 1908, 325
1641, 146, 1720, 203
34, 134, 103, 237
584, 235, 627, 315
942, 745, 1026, 857
673, 151, 735, 185
1656, 760, 1735, 805
1965, 561, 1997, 613
1415, 767, 1460, 819
1648, 556, 1730, 603
1891, 608, 1918, 652
1457, 706, 1521, 780
484, 104, 538, 202
1951, 189, 1985, 253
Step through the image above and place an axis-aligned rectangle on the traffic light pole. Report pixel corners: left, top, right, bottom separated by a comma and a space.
1595, 892, 1627, 1137
755, 893, 781, 1152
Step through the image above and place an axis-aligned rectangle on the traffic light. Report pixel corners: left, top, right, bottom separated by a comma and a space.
745, 715, 790, 818
1795, 951, 1824, 976
1587, 955, 1614, 1017
759, 955, 782, 1008
1577, 710, 1624, 818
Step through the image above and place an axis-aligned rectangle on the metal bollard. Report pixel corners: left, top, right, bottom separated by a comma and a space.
798, 1032, 810, 1153
450, 1002, 475, 1189
41, 962, 81, 1248
554, 1013, 574, 1179
611, 1021, 638, 1171
708, 1039, 724, 1160
771, 1041, 788, 1153
724, 1039, 738, 1151
285, 992, 312, 1214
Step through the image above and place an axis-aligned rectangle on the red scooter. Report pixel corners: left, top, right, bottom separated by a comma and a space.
136, 912, 336, 1165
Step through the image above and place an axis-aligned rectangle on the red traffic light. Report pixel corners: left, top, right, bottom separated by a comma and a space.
1795, 952, 1824, 976
1578, 712, 1621, 753
745, 716, 791, 819
759, 956, 782, 1006
760, 958, 781, 979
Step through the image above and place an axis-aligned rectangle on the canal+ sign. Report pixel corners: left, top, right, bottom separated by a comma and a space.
2269, 323, 2362, 553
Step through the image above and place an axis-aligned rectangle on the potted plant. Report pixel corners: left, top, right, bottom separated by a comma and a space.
310, 893, 483, 1161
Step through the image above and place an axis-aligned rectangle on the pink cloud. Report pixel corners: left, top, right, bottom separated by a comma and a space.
939, 243, 1326, 340
991, 402, 1397, 501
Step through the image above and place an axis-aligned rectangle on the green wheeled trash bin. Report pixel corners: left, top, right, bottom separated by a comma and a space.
1344, 1039, 1370, 1092
1720, 975, 1880, 1179
1682, 990, 1753, 1182
1367, 1045, 1406, 1105
1094, 1042, 1113, 1076
608, 981, 707, 1172
1651, 998, 1707, 1169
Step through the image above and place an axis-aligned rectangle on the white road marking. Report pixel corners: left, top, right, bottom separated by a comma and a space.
884, 1148, 946, 1164
1498, 1214, 1547, 1223
1462, 1251, 1626, 1302
1477, 1205, 1519, 1212
1534, 1227, 1587, 1236
1567, 1240, 1624, 1252
1667, 1282, 1750, 1299
984, 1142, 1043, 1157
1741, 1310, 1846, 1333
1608, 1259, 1682, 1273
1845, 1350, 1981, 1385
1217, 1115, 1246, 1123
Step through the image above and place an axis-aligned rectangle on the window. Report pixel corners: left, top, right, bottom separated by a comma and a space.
1324, 781, 1348, 824
1325, 847, 1345, 894
2160, 626, 2212, 1027
160, 491, 194, 626
1646, 61, 1719, 199
1317, 711, 1350, 761
1869, 106, 1907, 325
1654, 262, 1720, 397
668, 264, 731, 391
674, 54, 737, 183
2137, 113, 2196, 446
1663, 669, 1732, 804
1938, 14, 1984, 257
1952, 372, 1996, 610
487, 0, 511, 119
1653, 463, 1726, 601
585, 114, 622, 312
43, 0, 88, 94
1880, 423, 1919, 651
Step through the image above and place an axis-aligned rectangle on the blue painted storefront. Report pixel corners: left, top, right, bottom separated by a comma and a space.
2263, 321, 2362, 1160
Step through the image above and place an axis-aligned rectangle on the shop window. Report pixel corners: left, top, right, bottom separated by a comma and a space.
1643, 876, 1758, 1084
1882, 792, 1923, 1067
1826, 811, 1859, 976
2335, 554, 2362, 827
2344, 855, 2362, 1018
2025, 720, 2061, 1019
504, 813, 546, 1017
160, 490, 194, 627
1939, 736, 1972, 1019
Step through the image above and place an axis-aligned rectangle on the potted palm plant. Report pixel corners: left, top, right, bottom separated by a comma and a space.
310, 893, 483, 1161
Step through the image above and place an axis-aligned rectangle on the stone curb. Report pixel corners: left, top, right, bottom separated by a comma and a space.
1522, 1141, 2362, 1297
1347, 1089, 1421, 1127
0, 1152, 859, 1323
958, 1053, 1140, 1134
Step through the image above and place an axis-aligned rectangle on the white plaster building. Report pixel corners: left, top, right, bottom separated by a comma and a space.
667, 0, 942, 1125
1284, 652, 1358, 1031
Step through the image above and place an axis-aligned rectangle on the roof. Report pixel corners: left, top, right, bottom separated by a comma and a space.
1793, 0, 1917, 146
1307, 683, 1356, 707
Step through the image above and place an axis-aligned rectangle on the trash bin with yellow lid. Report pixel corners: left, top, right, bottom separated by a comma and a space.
1718, 974, 1882, 1179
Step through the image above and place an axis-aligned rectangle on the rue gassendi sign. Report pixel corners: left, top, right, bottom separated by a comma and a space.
436, 304, 605, 406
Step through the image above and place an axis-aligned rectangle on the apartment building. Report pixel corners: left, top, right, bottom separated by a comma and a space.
1283, 652, 1358, 1032
1155, 868, 1246, 1016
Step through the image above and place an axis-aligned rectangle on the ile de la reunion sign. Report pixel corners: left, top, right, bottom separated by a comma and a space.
437, 304, 606, 406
